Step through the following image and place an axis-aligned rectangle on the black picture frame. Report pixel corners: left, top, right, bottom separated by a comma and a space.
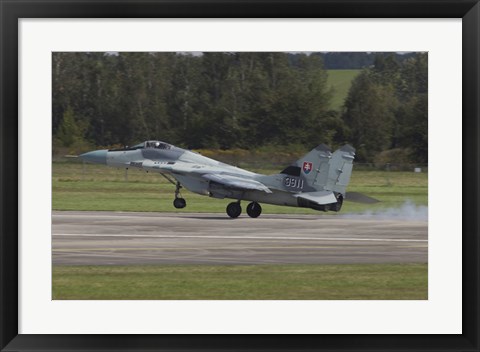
1, 1, 478, 351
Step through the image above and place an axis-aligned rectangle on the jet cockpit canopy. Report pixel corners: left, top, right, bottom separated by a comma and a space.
144, 140, 172, 150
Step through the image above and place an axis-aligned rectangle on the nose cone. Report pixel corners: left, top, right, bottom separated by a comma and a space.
79, 149, 107, 164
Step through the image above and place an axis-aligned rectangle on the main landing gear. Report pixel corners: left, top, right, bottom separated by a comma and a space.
226, 201, 242, 218
246, 202, 262, 218
226, 201, 262, 218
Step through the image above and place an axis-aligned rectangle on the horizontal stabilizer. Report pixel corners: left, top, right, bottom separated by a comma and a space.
203, 174, 272, 193
294, 191, 337, 205
345, 192, 380, 204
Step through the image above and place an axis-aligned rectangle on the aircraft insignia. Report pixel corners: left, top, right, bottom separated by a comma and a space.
303, 161, 313, 174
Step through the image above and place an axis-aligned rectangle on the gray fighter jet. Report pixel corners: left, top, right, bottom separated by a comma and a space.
80, 141, 374, 218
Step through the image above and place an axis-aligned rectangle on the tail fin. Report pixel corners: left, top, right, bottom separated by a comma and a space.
281, 144, 355, 195
324, 145, 355, 195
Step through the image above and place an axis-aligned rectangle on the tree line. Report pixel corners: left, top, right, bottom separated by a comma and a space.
316, 52, 417, 70
53, 51, 427, 163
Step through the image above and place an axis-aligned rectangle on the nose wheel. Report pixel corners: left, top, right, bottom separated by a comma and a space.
246, 202, 262, 218
173, 197, 186, 209
226, 202, 242, 218
173, 181, 186, 209
159, 174, 188, 210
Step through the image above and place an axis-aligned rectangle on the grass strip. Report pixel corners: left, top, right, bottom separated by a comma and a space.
53, 263, 427, 300
53, 163, 427, 214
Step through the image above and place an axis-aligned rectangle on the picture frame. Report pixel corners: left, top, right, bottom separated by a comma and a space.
1, 0, 478, 351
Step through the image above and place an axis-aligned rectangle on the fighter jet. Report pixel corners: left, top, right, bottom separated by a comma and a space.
80, 141, 374, 218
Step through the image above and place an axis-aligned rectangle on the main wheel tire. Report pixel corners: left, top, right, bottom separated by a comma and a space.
173, 198, 186, 209
246, 202, 262, 218
226, 202, 242, 218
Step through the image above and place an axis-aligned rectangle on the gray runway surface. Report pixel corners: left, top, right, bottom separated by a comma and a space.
52, 211, 428, 265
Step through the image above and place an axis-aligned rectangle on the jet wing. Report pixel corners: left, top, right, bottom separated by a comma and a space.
134, 160, 272, 193
202, 174, 272, 193
293, 191, 337, 205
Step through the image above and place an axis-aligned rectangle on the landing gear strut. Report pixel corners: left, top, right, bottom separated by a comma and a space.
173, 181, 186, 209
159, 174, 187, 209
246, 202, 262, 218
226, 201, 242, 218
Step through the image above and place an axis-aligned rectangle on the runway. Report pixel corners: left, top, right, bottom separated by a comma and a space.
52, 211, 428, 265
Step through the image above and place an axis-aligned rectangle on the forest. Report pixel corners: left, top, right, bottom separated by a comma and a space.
52, 51, 427, 163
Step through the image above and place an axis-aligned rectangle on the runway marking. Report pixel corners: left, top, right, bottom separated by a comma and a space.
53, 246, 336, 251
53, 233, 427, 243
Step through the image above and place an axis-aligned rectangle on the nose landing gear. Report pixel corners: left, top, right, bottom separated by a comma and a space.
159, 174, 187, 210
173, 197, 186, 209
173, 181, 186, 209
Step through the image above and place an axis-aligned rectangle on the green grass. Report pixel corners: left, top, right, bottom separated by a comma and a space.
52, 162, 428, 214
327, 69, 361, 110
52, 263, 427, 300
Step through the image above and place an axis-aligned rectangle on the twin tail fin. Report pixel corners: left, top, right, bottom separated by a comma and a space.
282, 144, 355, 196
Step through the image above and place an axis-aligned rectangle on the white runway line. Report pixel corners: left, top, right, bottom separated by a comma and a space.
53, 233, 427, 243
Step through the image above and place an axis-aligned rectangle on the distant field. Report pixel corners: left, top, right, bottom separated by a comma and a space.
327, 69, 361, 110
52, 161, 427, 214
52, 263, 427, 300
